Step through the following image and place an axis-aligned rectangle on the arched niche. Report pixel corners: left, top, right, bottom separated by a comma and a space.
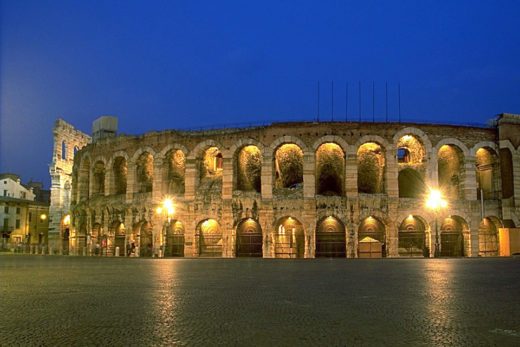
274, 144, 303, 190
112, 156, 127, 195
235, 145, 262, 193
165, 220, 185, 257
197, 219, 222, 257
274, 216, 304, 258
236, 218, 263, 257
398, 215, 427, 257
475, 147, 499, 200
316, 143, 345, 196
440, 215, 467, 257
138, 221, 153, 257
438, 144, 465, 200
92, 160, 106, 196
136, 152, 154, 193
315, 216, 346, 257
357, 142, 385, 194
478, 217, 501, 257
163, 149, 186, 195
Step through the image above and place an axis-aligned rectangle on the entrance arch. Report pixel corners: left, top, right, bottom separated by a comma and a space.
315, 216, 345, 257
236, 218, 263, 257
139, 221, 153, 257
197, 219, 222, 257
112, 221, 125, 256
479, 217, 500, 256
274, 216, 304, 258
398, 215, 427, 257
358, 216, 386, 258
440, 216, 466, 257
165, 220, 185, 257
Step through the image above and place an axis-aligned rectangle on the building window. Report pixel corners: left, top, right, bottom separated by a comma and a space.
20, 191, 26, 199
16, 207, 20, 214
4, 206, 8, 213
3, 190, 6, 197
16, 220, 20, 229
397, 147, 411, 163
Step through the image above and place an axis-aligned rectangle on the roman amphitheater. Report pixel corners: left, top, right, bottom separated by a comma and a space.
48, 114, 520, 258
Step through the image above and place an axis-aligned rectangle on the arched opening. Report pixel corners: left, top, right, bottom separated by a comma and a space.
475, 147, 499, 200
112, 156, 127, 195
73, 146, 79, 158
274, 144, 303, 190
164, 150, 185, 195
92, 161, 106, 196
357, 142, 385, 194
112, 221, 125, 257
500, 148, 514, 199
438, 145, 465, 200
479, 217, 500, 257
235, 145, 262, 193
398, 215, 427, 257
197, 219, 222, 257
78, 158, 90, 201
274, 216, 304, 258
139, 221, 153, 257
397, 135, 426, 198
136, 152, 153, 193
440, 216, 466, 257
315, 216, 345, 257
398, 168, 426, 198
358, 216, 386, 258
316, 143, 345, 196
165, 220, 184, 257
236, 218, 263, 257
198, 147, 223, 195
61, 140, 67, 160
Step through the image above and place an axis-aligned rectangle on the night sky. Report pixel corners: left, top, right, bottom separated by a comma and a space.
1, 0, 520, 188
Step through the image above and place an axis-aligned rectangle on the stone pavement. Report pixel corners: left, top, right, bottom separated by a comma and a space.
1, 256, 519, 346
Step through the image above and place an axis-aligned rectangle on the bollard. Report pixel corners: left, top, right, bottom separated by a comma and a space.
115, 246, 120, 257
158, 249, 163, 258
83, 247, 87, 256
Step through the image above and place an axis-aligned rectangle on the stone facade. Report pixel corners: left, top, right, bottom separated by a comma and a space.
48, 119, 91, 254
65, 114, 520, 258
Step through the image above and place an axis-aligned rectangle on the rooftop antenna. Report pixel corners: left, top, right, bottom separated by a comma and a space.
372, 81, 375, 122
358, 81, 361, 122
398, 82, 401, 123
385, 82, 388, 122
331, 80, 334, 121
317, 81, 320, 122
345, 82, 348, 122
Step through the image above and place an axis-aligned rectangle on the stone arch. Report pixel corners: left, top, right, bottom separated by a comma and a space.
91, 157, 107, 197
108, 152, 128, 195
473, 144, 499, 200
273, 143, 304, 190
315, 215, 346, 258
478, 216, 502, 257
196, 218, 222, 257
434, 138, 470, 158
130, 146, 157, 162
439, 215, 468, 257
233, 141, 263, 193
158, 143, 190, 159
162, 148, 186, 195
135, 151, 154, 193
470, 141, 498, 156
393, 127, 433, 155
357, 142, 386, 194
398, 168, 426, 198
358, 216, 386, 258
316, 142, 345, 196
437, 144, 465, 200
354, 135, 390, 151
236, 218, 263, 257
165, 220, 185, 257
269, 135, 309, 155
398, 214, 428, 257
274, 216, 305, 258
312, 135, 349, 153
187, 139, 224, 160
499, 145, 515, 199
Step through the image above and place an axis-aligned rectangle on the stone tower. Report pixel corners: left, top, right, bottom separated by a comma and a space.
48, 119, 91, 254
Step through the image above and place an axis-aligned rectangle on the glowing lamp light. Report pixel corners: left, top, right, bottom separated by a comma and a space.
40, 214, 47, 221
426, 189, 448, 210
63, 214, 71, 226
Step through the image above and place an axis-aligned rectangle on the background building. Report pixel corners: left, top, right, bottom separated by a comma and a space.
0, 174, 49, 252
53, 114, 520, 258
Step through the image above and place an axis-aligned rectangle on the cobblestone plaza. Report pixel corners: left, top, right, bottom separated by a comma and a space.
1, 256, 519, 346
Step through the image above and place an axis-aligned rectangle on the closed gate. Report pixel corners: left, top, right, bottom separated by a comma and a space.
114, 235, 125, 256
199, 233, 222, 257
166, 234, 184, 257
398, 231, 426, 257
441, 232, 464, 257
316, 232, 345, 257
237, 232, 263, 257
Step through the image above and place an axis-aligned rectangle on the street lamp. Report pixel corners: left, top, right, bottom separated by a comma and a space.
156, 198, 175, 258
426, 188, 448, 257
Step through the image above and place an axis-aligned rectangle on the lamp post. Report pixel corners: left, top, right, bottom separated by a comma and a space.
426, 189, 447, 257
156, 198, 174, 258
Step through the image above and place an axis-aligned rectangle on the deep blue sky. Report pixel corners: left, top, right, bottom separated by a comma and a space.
1, 0, 520, 188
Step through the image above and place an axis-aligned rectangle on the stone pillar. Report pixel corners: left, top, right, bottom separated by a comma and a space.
126, 159, 136, 203
152, 158, 164, 203
386, 148, 399, 198
303, 200, 316, 258
303, 152, 315, 199
345, 148, 358, 197
261, 154, 273, 200
184, 159, 197, 201
222, 158, 233, 200
261, 205, 274, 258
469, 211, 480, 257
464, 156, 478, 201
